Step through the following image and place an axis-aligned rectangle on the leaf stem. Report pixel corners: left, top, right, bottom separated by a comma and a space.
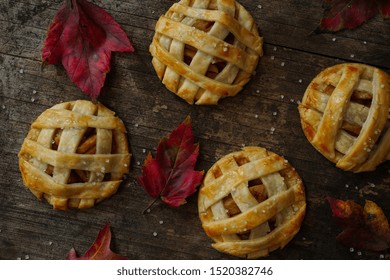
143, 148, 179, 214
66, 0, 73, 9
142, 196, 160, 215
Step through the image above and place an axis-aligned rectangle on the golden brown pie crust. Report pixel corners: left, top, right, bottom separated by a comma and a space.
18, 100, 131, 210
298, 63, 390, 172
198, 146, 306, 258
149, 0, 263, 105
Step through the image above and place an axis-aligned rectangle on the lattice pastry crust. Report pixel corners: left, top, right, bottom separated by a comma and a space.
18, 100, 131, 210
298, 63, 390, 172
198, 146, 306, 258
149, 0, 263, 105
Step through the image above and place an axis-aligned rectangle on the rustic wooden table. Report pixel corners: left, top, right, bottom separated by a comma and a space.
0, 0, 389, 260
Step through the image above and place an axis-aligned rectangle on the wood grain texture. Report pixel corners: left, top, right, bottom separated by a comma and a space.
0, 0, 389, 260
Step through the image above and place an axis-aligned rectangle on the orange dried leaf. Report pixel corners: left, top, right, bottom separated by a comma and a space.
328, 197, 390, 251
364, 200, 390, 242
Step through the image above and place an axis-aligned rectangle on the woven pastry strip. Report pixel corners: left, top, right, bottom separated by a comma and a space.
198, 146, 306, 258
150, 0, 263, 105
18, 100, 130, 210
299, 63, 390, 172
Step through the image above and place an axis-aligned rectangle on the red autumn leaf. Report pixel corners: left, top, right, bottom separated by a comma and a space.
42, 0, 134, 99
138, 116, 204, 209
377, 0, 390, 18
66, 224, 127, 260
328, 197, 390, 251
318, 0, 390, 32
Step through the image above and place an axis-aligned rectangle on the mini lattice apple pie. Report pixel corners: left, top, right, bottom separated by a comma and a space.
18, 100, 131, 210
149, 0, 263, 105
198, 146, 306, 258
298, 63, 390, 172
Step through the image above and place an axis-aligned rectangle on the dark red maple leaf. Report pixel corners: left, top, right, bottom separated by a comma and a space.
42, 0, 134, 99
318, 0, 390, 32
328, 197, 390, 251
66, 224, 127, 260
138, 116, 204, 211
